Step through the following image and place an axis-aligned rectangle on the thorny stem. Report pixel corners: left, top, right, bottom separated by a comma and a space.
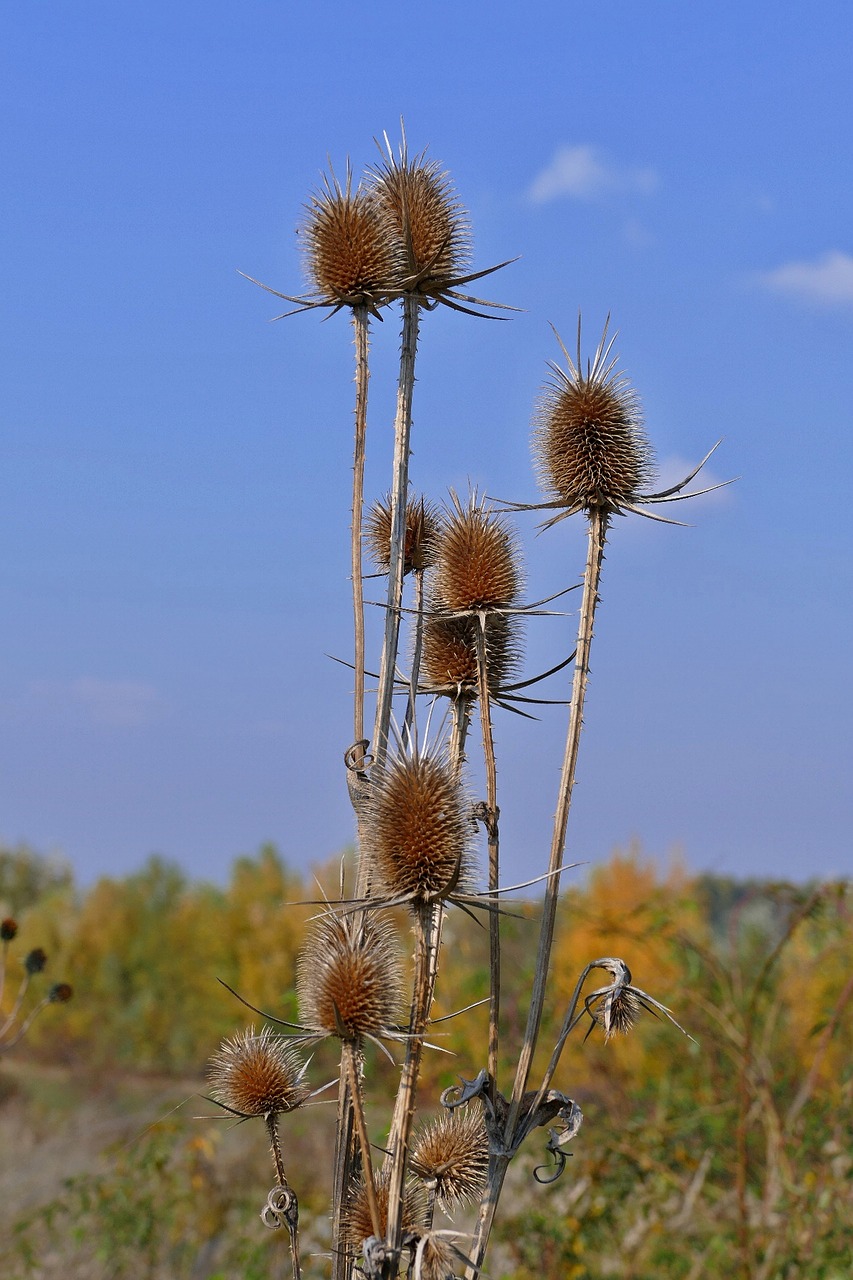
0, 995, 50, 1050
343, 1041, 383, 1241
370, 295, 421, 783
449, 696, 472, 779
265, 1116, 302, 1280
475, 616, 501, 1086
351, 306, 371, 762
404, 568, 426, 734
467, 508, 608, 1276
330, 1071, 357, 1280
385, 901, 443, 1253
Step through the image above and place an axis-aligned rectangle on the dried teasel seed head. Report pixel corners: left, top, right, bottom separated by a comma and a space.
24, 948, 47, 975
533, 321, 654, 515
296, 914, 402, 1041
365, 494, 440, 575
207, 1026, 310, 1118
367, 750, 476, 904
48, 982, 73, 1004
343, 1169, 425, 1254
421, 610, 521, 699
411, 1105, 490, 1210
413, 1233, 464, 1280
302, 168, 399, 309
1, 918, 18, 942
433, 497, 522, 612
369, 143, 471, 293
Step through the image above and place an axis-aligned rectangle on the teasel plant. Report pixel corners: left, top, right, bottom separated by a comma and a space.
220, 129, 731, 1280
0, 918, 73, 1055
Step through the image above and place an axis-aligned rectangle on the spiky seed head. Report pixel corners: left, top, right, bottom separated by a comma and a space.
48, 982, 73, 1003
365, 494, 440, 575
433, 500, 522, 612
367, 751, 476, 904
533, 329, 654, 514
296, 914, 402, 1041
302, 171, 399, 308
411, 1106, 490, 1210
1, 918, 17, 941
343, 1170, 425, 1254
413, 1234, 463, 1280
207, 1026, 310, 1118
589, 987, 645, 1040
24, 948, 47, 975
421, 610, 521, 699
369, 146, 471, 292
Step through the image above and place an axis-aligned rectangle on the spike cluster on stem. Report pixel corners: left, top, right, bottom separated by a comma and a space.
296, 914, 403, 1042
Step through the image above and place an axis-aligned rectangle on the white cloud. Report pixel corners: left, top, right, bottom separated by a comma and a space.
528, 145, 658, 204
756, 250, 853, 307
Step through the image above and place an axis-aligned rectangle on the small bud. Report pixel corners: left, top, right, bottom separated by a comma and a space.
25, 948, 47, 975
48, 982, 74, 1003
1, 918, 18, 942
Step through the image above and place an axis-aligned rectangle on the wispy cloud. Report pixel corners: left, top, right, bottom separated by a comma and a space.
756, 250, 853, 307
528, 145, 658, 205
30, 677, 167, 727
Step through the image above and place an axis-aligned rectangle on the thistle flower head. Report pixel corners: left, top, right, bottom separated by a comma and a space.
1, 918, 17, 942
369, 138, 471, 298
366, 494, 440, 575
533, 318, 654, 516
410, 1105, 489, 1211
296, 913, 403, 1042
301, 166, 399, 312
433, 494, 522, 613
366, 748, 476, 905
343, 1169, 425, 1255
207, 1025, 310, 1119
421, 611, 521, 701
24, 948, 47, 975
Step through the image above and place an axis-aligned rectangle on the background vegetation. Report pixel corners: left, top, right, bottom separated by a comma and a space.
1, 844, 851, 1279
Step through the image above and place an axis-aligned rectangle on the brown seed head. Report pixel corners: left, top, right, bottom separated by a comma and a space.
365, 494, 440, 575
421, 610, 521, 699
433, 498, 522, 612
369, 144, 471, 293
367, 751, 476, 904
296, 914, 402, 1041
411, 1106, 490, 1210
343, 1169, 425, 1254
533, 324, 653, 514
25, 948, 47, 975
1, 918, 17, 942
48, 982, 74, 1003
207, 1026, 310, 1118
302, 169, 399, 308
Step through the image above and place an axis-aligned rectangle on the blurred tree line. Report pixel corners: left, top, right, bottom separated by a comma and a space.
2, 841, 851, 1277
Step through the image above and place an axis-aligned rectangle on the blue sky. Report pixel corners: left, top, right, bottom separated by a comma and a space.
1, 1, 851, 887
